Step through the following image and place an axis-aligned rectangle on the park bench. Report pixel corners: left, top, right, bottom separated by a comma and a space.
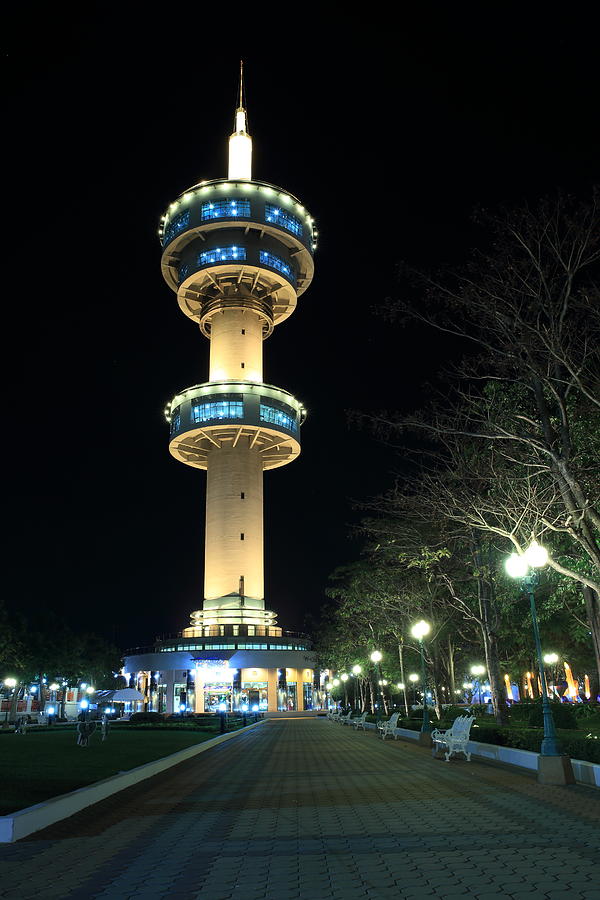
352, 712, 368, 730
339, 711, 353, 725
378, 711, 401, 740
327, 709, 342, 722
431, 715, 475, 761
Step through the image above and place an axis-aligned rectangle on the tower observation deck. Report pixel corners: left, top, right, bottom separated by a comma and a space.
160, 67, 316, 638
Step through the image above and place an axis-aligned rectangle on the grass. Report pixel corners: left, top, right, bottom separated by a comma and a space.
0, 725, 222, 815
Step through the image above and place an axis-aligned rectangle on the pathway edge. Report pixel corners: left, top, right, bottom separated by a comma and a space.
0, 720, 266, 844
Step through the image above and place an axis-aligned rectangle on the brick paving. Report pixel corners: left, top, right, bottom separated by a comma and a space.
0, 719, 598, 899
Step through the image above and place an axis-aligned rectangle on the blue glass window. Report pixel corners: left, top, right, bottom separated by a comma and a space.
259, 250, 294, 282
265, 203, 303, 237
192, 400, 244, 423
260, 403, 298, 433
170, 408, 181, 433
201, 199, 251, 220
163, 210, 190, 246
199, 246, 246, 265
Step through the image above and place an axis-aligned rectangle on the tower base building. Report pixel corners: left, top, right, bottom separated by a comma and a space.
125, 68, 318, 712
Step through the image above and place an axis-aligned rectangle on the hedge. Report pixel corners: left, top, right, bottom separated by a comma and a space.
396, 717, 599, 764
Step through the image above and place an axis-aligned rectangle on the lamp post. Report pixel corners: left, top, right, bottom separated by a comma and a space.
470, 666, 486, 704
543, 653, 559, 699
505, 541, 575, 785
340, 673, 349, 708
3, 678, 17, 727
411, 620, 432, 745
370, 651, 383, 713
352, 664, 362, 710
409, 673, 419, 706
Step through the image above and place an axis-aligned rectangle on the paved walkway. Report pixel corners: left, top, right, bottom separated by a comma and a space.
1, 719, 598, 899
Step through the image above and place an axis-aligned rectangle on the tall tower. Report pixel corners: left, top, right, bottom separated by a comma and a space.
160, 66, 316, 640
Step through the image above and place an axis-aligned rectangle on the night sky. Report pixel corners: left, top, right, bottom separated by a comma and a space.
6, 11, 598, 650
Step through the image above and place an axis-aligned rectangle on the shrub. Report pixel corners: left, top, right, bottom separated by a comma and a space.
527, 702, 577, 730
472, 724, 600, 764
129, 712, 165, 724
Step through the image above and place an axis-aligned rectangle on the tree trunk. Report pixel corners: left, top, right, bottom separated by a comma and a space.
476, 541, 509, 725
397, 641, 409, 716
583, 586, 600, 695
447, 636, 456, 697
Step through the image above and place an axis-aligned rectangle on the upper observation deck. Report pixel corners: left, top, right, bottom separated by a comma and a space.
159, 180, 317, 332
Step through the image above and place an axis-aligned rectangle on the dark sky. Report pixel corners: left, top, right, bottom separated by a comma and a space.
6, 10, 598, 649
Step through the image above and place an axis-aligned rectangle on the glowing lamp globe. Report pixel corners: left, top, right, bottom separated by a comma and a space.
397, 683, 405, 690
341, 674, 349, 682
409, 673, 419, 683
411, 620, 431, 641
4, 678, 17, 689
505, 553, 528, 578
524, 540, 549, 569
370, 650, 382, 664
352, 665, 362, 675
543, 653, 559, 665
470, 665, 485, 676
332, 679, 340, 687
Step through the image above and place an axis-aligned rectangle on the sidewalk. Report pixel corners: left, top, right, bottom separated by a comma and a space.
0, 718, 598, 899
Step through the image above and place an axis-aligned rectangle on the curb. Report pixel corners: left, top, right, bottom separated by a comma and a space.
331, 721, 599, 787
0, 720, 266, 844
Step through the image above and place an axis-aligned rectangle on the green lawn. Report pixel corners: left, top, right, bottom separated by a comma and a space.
0, 726, 221, 815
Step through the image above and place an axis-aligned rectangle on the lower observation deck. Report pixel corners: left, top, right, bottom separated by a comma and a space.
126, 629, 313, 656
167, 380, 305, 470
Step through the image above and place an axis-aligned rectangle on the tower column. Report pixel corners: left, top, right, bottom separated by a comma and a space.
209, 308, 264, 383
204, 443, 264, 606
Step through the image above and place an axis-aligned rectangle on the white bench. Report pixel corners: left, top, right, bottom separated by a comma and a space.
327, 709, 341, 721
378, 712, 401, 740
431, 715, 475, 761
339, 711, 353, 725
352, 712, 368, 730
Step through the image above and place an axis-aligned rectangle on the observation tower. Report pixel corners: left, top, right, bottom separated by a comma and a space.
124, 66, 319, 714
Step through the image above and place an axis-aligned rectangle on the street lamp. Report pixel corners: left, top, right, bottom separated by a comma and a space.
505, 541, 574, 785
410, 620, 432, 740
370, 650, 384, 710
470, 665, 486, 704
543, 653, 559, 699
3, 678, 17, 726
351, 665, 362, 709
408, 672, 419, 705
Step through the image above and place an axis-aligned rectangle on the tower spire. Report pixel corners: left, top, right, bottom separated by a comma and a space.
238, 58, 244, 111
229, 60, 252, 180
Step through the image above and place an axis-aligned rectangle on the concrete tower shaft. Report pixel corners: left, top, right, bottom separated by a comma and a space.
209, 308, 264, 383
204, 443, 263, 603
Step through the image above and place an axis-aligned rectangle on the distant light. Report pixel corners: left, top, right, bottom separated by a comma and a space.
47, 706, 55, 715
218, 703, 227, 712
370, 650, 382, 664
252, 704, 259, 711
80, 699, 89, 710
352, 665, 362, 675
241, 704, 249, 712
